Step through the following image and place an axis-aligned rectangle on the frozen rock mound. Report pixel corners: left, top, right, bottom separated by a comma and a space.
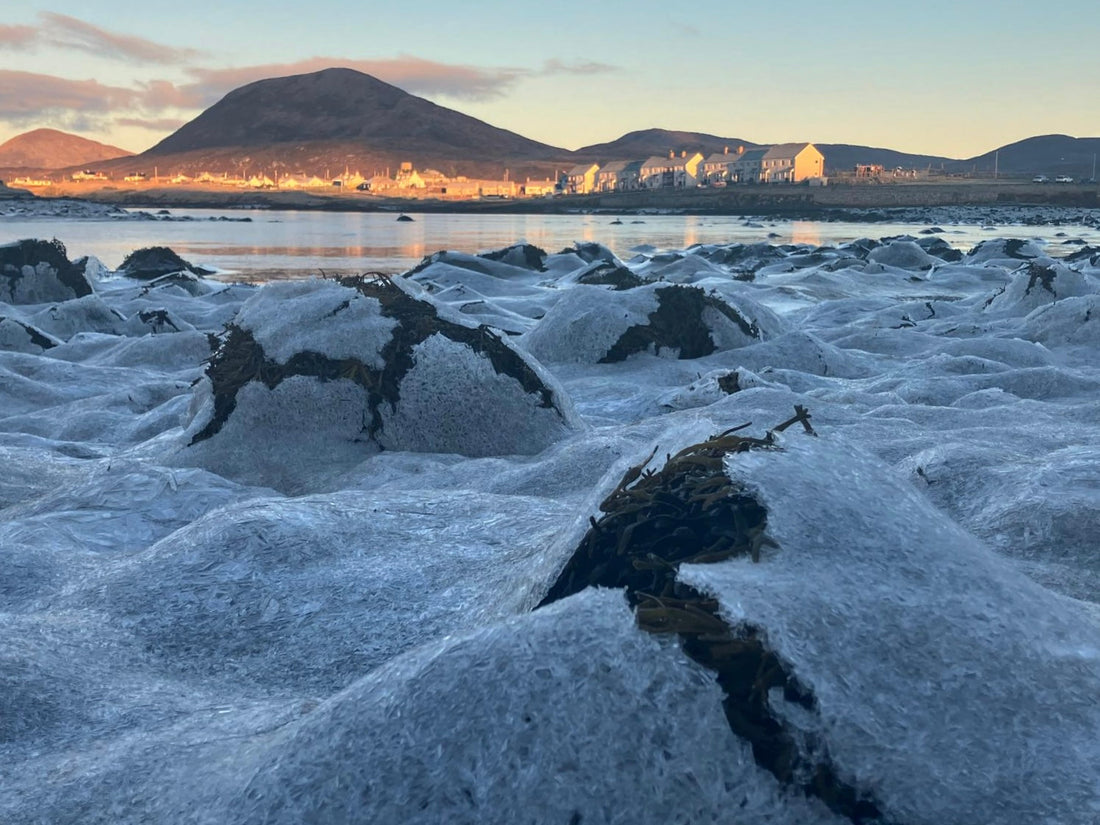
982, 258, 1099, 315
116, 246, 214, 280
0, 315, 59, 354
521, 282, 782, 364
0, 238, 94, 304
180, 276, 579, 490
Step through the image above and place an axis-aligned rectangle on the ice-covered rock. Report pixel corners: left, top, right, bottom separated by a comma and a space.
981, 259, 1099, 315
521, 282, 782, 364
866, 238, 938, 270
179, 276, 579, 491
116, 246, 214, 280
0, 238, 94, 304
0, 315, 60, 354
27, 294, 127, 339
964, 237, 1044, 265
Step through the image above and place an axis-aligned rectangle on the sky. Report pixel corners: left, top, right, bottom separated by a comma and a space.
1, 0, 1097, 159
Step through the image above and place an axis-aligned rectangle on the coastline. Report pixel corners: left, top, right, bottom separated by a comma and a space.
13, 179, 1100, 218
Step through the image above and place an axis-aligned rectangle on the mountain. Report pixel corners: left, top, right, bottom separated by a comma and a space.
951, 134, 1100, 178
574, 129, 760, 160
110, 67, 574, 180
0, 128, 131, 170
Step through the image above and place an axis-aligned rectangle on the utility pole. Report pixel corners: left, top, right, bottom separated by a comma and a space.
993, 151, 998, 180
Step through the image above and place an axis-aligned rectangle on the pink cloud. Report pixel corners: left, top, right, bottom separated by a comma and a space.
181, 56, 529, 106
39, 12, 203, 64
0, 71, 141, 120
0, 24, 38, 49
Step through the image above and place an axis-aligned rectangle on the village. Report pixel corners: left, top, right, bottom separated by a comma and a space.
8, 143, 831, 200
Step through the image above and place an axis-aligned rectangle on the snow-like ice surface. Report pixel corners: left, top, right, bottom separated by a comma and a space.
2, 222, 1099, 823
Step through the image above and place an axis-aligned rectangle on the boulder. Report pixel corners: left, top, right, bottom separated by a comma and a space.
521, 282, 782, 364
0, 239, 94, 304
0, 316, 61, 354
180, 276, 579, 491
116, 246, 214, 280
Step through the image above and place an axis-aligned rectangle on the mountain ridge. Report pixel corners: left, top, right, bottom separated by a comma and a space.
9, 69, 1097, 181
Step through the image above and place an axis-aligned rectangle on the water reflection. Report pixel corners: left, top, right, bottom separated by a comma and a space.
789, 221, 821, 247
682, 216, 699, 249
1, 208, 1095, 280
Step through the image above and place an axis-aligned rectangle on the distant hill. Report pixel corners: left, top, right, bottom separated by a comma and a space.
574, 129, 760, 160
815, 144, 954, 175
0, 128, 131, 170
100, 67, 574, 180
575, 131, 955, 175
951, 135, 1100, 178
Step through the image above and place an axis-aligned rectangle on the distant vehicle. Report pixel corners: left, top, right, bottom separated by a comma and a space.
1032, 175, 1049, 183
356, 182, 371, 191
1055, 175, 1074, 183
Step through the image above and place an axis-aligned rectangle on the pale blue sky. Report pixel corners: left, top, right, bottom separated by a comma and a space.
1, 0, 1097, 158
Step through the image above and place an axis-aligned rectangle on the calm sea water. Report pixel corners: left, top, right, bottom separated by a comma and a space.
3, 208, 1097, 281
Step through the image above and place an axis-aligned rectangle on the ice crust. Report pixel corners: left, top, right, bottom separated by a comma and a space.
235, 278, 398, 366
681, 436, 1100, 824
2, 224, 1100, 823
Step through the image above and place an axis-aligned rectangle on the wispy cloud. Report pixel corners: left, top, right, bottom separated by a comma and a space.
0, 24, 39, 49
541, 59, 618, 76
0, 71, 142, 121
114, 116, 188, 132
39, 12, 204, 64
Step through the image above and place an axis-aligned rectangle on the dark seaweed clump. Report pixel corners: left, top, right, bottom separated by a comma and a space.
118, 246, 211, 280
576, 261, 645, 291
539, 409, 892, 825
600, 285, 760, 363
192, 276, 558, 445
479, 243, 548, 272
1023, 261, 1058, 296
0, 238, 92, 300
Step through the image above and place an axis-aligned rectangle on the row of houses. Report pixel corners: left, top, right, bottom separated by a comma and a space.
557, 143, 825, 195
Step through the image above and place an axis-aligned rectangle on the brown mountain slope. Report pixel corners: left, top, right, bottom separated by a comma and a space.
148, 68, 564, 158
0, 128, 132, 170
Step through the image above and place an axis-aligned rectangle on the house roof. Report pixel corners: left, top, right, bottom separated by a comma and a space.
762, 142, 813, 160
597, 160, 632, 175
641, 153, 702, 172
566, 163, 599, 176
734, 148, 768, 164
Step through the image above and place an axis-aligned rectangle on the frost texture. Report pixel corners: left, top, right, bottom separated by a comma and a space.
681, 436, 1100, 824
4, 227, 1100, 824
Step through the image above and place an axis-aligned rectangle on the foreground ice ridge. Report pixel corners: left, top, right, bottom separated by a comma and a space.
539, 414, 890, 824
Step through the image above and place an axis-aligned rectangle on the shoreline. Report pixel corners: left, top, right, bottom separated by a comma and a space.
11, 179, 1099, 218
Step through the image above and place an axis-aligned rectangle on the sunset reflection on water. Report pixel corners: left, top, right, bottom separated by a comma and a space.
2, 208, 1094, 282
